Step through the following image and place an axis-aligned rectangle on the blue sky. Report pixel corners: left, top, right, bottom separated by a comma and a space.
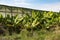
0, 0, 60, 12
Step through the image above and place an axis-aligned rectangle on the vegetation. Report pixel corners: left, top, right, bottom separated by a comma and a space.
0, 10, 60, 40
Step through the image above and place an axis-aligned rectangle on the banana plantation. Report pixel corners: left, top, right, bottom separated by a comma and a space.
0, 5, 60, 40
0, 9, 60, 34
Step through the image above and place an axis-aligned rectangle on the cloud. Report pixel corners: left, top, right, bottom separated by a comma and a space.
30, 2, 60, 12
0, 0, 60, 12
13, 0, 31, 6
12, 0, 60, 12
14, 0, 26, 2
42, 3, 60, 12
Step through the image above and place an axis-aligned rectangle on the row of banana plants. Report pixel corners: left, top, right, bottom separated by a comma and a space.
0, 11, 60, 35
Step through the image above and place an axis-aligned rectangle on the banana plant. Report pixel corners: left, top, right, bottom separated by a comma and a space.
13, 14, 24, 27
4, 14, 13, 27
22, 13, 32, 28
0, 14, 3, 23
24, 11, 40, 29
31, 10, 42, 29
40, 11, 53, 28
32, 18, 39, 27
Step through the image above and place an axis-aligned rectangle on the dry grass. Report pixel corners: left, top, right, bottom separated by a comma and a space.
0, 26, 60, 40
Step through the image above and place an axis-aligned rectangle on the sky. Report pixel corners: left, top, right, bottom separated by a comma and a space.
0, 0, 60, 12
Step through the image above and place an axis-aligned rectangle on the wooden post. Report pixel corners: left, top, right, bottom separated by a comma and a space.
21, 8, 24, 16
10, 7, 12, 17
17, 8, 18, 14
5, 6, 6, 17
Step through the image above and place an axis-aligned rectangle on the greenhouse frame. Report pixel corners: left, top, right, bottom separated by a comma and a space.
0, 4, 33, 17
